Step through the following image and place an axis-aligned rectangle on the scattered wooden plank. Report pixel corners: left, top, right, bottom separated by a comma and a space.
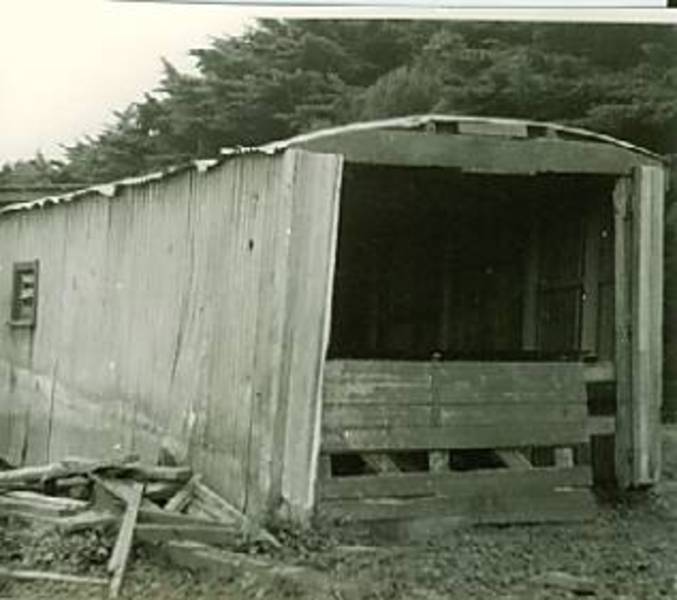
99, 464, 192, 483
144, 481, 181, 502
0, 459, 184, 490
163, 541, 307, 582
0, 567, 107, 586
0, 491, 88, 516
0, 461, 96, 487
138, 507, 219, 527
165, 474, 201, 513
319, 465, 592, 501
108, 482, 144, 599
56, 509, 119, 533
191, 483, 281, 548
191, 482, 244, 525
135, 523, 242, 547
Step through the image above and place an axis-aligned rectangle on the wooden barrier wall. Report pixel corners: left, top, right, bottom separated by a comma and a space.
318, 360, 596, 524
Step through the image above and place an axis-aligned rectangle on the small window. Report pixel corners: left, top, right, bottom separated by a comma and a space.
10, 261, 39, 328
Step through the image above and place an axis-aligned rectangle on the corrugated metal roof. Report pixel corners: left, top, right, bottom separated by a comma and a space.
0, 159, 220, 216
249, 114, 664, 161
1, 114, 663, 216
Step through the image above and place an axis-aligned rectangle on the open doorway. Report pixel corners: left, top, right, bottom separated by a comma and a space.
327, 164, 616, 363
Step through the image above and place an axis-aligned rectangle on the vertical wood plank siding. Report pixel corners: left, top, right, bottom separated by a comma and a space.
0, 149, 343, 520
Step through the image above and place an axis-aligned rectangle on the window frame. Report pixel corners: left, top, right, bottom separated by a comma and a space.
9, 260, 39, 329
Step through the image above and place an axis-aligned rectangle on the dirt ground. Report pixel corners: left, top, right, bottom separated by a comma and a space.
2, 429, 677, 600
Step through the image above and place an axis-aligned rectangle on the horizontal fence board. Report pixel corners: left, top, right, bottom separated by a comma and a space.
323, 403, 587, 429
434, 394, 586, 410
319, 488, 596, 523
323, 360, 432, 379
323, 405, 432, 428
433, 362, 586, 400
319, 465, 593, 500
323, 360, 431, 405
323, 386, 431, 405
322, 422, 588, 452
324, 360, 589, 406
438, 403, 587, 426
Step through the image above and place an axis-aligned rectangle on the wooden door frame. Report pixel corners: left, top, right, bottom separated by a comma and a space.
614, 166, 665, 488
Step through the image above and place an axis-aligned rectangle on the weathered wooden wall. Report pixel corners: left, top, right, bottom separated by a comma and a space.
0, 149, 342, 520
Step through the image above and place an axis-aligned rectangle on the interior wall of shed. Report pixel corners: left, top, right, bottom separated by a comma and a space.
327, 164, 617, 364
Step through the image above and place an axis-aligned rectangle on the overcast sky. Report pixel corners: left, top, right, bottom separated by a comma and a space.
0, 0, 253, 163
1, 1, 673, 165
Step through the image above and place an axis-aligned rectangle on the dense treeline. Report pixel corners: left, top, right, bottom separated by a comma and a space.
2, 20, 677, 184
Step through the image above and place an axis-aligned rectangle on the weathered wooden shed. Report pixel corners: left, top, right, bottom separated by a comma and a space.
0, 115, 667, 526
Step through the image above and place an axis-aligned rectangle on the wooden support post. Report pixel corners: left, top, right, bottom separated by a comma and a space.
317, 455, 332, 480
614, 177, 634, 488
428, 451, 449, 472
615, 166, 665, 487
630, 166, 665, 485
554, 448, 575, 468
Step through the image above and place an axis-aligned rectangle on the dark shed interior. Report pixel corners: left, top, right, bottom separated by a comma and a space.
327, 164, 616, 364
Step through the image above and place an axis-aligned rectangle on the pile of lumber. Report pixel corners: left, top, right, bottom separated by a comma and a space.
0, 457, 281, 598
